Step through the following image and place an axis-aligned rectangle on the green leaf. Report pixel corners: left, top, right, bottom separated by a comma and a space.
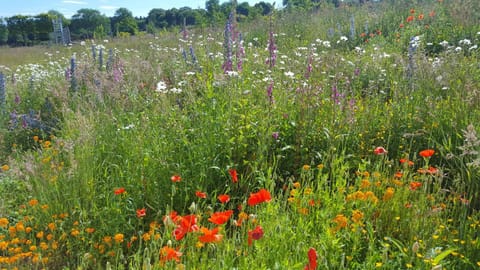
432, 247, 457, 265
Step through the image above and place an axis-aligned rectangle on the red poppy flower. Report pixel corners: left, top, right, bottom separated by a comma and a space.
218, 194, 230, 203
163, 211, 178, 226
114, 187, 126, 195
136, 208, 146, 218
419, 149, 435, 158
248, 225, 264, 245
171, 175, 182, 182
208, 210, 233, 225
373, 146, 387, 155
248, 189, 272, 206
160, 246, 182, 263
229, 169, 238, 183
173, 214, 199, 240
304, 247, 318, 270
195, 191, 207, 199
198, 227, 223, 243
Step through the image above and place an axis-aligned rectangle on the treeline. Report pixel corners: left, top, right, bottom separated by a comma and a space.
0, 0, 354, 46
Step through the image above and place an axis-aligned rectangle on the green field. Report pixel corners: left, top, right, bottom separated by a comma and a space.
1, 1, 480, 269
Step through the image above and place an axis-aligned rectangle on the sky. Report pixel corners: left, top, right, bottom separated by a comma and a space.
0, 0, 276, 18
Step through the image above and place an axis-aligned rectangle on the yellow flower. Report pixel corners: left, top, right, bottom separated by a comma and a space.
48, 222, 56, 231
360, 179, 371, 189
103, 236, 112, 245
352, 210, 364, 224
293, 182, 301, 188
70, 229, 80, 237
303, 164, 311, 170
39, 242, 48, 250
375, 262, 383, 267
1, 165, 9, 172
382, 187, 395, 201
43, 141, 51, 148
114, 233, 124, 244
33, 135, 39, 142
0, 218, 9, 227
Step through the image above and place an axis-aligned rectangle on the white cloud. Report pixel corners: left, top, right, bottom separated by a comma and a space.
62, 0, 88, 4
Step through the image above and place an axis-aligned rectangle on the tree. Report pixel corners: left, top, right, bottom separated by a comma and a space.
236, 2, 251, 18
6, 15, 33, 46
147, 8, 167, 29
254, 1, 274, 16
206, 0, 223, 24
283, 0, 315, 10
70, 9, 110, 40
33, 13, 53, 42
111, 8, 138, 36
0, 18, 8, 45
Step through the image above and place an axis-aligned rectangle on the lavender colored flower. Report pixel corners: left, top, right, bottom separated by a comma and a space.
267, 81, 274, 104
272, 132, 279, 140
14, 93, 20, 104
267, 20, 277, 69
0, 72, 5, 110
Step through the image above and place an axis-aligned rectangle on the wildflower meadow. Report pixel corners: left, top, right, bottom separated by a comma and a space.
0, 0, 480, 269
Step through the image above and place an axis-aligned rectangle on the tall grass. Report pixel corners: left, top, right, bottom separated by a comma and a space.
1, 0, 479, 269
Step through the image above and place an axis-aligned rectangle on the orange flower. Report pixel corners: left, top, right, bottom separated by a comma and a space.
208, 210, 233, 225
399, 159, 414, 166
160, 246, 182, 263
406, 15, 414, 23
198, 227, 223, 243
114, 187, 126, 195
399, 23, 404, 28
429, 11, 435, 17
409, 181, 422, 191
418, 166, 438, 175
218, 194, 230, 203
410, 8, 415, 14
136, 208, 146, 218
418, 13, 424, 20
171, 175, 182, 182
248, 225, 264, 245
419, 149, 435, 158
247, 189, 272, 206
332, 214, 348, 232
229, 169, 238, 183
304, 247, 318, 270
373, 146, 387, 155
195, 191, 207, 199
